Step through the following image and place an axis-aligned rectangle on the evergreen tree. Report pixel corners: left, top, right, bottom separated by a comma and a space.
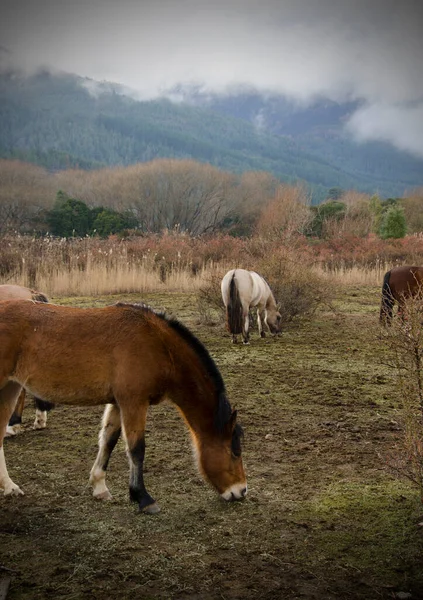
47, 191, 91, 237
92, 209, 138, 238
379, 205, 407, 239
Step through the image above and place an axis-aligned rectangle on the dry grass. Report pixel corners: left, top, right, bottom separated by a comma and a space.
314, 263, 389, 287
3, 262, 389, 298
29, 263, 225, 297
0, 233, 419, 297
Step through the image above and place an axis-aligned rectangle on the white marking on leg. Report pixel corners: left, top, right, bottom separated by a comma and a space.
89, 465, 112, 500
257, 309, 263, 337
33, 409, 47, 430
243, 312, 250, 344
89, 404, 120, 500
0, 446, 24, 496
5, 424, 21, 437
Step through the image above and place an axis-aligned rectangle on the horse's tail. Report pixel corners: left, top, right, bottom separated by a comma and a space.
226, 273, 244, 334
380, 270, 394, 325
32, 291, 49, 303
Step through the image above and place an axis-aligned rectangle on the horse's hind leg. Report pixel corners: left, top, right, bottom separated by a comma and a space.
120, 400, 160, 514
0, 382, 25, 496
242, 307, 250, 344
6, 389, 26, 437
33, 398, 54, 430
89, 404, 122, 501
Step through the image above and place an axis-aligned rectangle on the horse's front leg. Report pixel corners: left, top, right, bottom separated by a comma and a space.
257, 309, 266, 338
0, 382, 25, 496
89, 403, 121, 500
6, 388, 26, 436
120, 400, 160, 514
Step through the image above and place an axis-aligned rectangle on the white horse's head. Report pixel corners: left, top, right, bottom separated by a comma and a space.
265, 305, 282, 334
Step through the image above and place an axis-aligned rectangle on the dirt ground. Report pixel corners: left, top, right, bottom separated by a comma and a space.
1, 287, 423, 600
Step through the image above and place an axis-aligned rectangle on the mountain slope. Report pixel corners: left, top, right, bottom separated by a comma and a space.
0, 71, 422, 202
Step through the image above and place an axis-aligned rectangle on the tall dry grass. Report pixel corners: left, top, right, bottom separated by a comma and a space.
2, 232, 423, 297
314, 262, 389, 286
0, 234, 242, 296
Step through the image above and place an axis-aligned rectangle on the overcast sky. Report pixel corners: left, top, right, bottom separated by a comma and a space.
1, 0, 423, 156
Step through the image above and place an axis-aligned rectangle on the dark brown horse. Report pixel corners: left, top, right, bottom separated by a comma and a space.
0, 301, 247, 513
380, 265, 423, 325
0, 285, 54, 435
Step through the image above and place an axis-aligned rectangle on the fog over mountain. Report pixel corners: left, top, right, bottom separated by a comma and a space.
1, 0, 423, 156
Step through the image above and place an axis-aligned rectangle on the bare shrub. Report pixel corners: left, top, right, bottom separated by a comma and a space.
255, 184, 312, 241
401, 188, 423, 235
0, 160, 55, 235
383, 290, 423, 501
325, 190, 374, 239
255, 248, 332, 323
196, 273, 226, 326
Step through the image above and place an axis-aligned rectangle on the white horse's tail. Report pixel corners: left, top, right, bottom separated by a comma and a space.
227, 273, 244, 334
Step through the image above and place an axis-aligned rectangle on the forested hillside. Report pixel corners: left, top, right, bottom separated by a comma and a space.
178, 86, 423, 195
1, 70, 423, 202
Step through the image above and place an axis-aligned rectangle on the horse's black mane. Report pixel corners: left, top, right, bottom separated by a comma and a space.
115, 302, 243, 445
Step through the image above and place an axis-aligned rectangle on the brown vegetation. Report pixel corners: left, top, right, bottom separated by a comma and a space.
0, 161, 55, 235
1, 158, 423, 240
3, 229, 423, 298
255, 183, 312, 240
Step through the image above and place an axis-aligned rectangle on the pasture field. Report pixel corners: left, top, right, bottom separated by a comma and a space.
1, 286, 423, 600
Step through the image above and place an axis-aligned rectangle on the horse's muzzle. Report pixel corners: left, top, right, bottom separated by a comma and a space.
221, 484, 248, 501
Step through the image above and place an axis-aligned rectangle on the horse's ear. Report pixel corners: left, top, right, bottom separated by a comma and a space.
229, 409, 238, 432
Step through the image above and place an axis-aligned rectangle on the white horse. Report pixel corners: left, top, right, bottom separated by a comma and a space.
221, 269, 282, 344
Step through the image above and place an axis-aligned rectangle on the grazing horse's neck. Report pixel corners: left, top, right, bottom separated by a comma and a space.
164, 317, 226, 441
265, 289, 277, 309
171, 366, 220, 439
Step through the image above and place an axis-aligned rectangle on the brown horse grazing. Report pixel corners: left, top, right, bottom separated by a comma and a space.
0, 301, 247, 513
0, 285, 54, 435
380, 265, 423, 325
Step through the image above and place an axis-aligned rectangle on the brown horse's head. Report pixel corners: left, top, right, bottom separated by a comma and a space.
196, 410, 247, 501
265, 306, 282, 334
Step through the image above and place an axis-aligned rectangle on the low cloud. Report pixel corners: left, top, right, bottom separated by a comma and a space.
1, 0, 423, 155
346, 103, 423, 158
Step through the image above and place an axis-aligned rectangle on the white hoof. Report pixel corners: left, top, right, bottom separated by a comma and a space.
33, 410, 47, 430
5, 424, 21, 437
93, 489, 113, 501
3, 482, 24, 496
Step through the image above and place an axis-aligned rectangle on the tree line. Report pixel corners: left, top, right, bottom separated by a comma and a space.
0, 158, 421, 240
